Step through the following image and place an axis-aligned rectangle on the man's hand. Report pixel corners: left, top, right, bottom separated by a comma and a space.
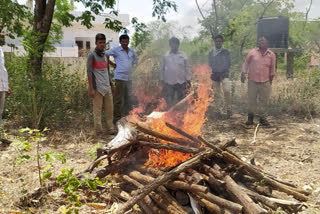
88, 88, 96, 98
109, 61, 116, 68
111, 84, 115, 96
241, 73, 246, 83
7, 88, 11, 96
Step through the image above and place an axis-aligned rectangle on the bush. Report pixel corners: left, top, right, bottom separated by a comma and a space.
5, 54, 90, 128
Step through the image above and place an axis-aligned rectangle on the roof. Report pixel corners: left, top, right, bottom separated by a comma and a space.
71, 11, 130, 27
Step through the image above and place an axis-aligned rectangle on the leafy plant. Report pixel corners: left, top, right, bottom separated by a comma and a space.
57, 168, 82, 214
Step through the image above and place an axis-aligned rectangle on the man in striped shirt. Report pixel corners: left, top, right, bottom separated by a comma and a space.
241, 36, 276, 127
87, 33, 115, 135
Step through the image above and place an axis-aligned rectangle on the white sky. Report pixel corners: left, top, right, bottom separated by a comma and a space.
95, 0, 320, 36
20, 0, 320, 36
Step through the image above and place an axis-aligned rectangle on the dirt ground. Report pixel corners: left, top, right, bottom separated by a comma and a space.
0, 113, 319, 213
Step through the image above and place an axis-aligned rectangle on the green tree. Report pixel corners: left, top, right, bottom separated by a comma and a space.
0, 0, 31, 40
195, 0, 296, 61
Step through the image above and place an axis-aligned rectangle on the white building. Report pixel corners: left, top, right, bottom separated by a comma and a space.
3, 11, 129, 57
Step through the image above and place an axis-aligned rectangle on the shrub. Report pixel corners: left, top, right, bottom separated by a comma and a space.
5, 54, 90, 128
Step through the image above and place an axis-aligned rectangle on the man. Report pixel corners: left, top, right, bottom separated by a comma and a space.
160, 37, 191, 107
0, 36, 11, 138
208, 34, 232, 119
87, 33, 115, 135
241, 36, 276, 126
106, 34, 138, 124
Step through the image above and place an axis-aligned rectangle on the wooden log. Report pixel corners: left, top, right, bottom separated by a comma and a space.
135, 122, 197, 147
198, 138, 309, 201
188, 192, 202, 214
244, 182, 273, 196
200, 172, 226, 194
115, 148, 216, 214
136, 165, 165, 177
90, 151, 139, 179
126, 171, 189, 214
224, 175, 267, 214
112, 189, 160, 214
175, 191, 190, 206
156, 186, 188, 214
201, 163, 265, 213
165, 122, 202, 144
98, 119, 138, 157
188, 169, 205, 184
194, 191, 243, 213
128, 170, 209, 194
138, 140, 203, 154
191, 194, 232, 214
240, 185, 304, 212
166, 180, 208, 193
242, 168, 309, 195
202, 164, 224, 179
122, 175, 182, 214
222, 151, 309, 202
167, 91, 196, 112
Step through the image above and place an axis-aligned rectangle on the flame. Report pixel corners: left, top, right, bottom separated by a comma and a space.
128, 82, 166, 123
129, 65, 212, 167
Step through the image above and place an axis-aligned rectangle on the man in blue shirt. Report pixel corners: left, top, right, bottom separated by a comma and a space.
105, 34, 138, 124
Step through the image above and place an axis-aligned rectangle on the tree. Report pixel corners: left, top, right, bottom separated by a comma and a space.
0, 0, 31, 39
195, 0, 295, 59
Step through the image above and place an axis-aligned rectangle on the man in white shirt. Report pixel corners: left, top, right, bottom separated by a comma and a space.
160, 37, 191, 107
0, 36, 11, 135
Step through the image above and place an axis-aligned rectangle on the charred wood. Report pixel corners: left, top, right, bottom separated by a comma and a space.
135, 122, 197, 147
138, 140, 203, 154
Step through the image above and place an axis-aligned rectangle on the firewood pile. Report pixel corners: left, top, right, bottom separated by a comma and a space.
81, 118, 310, 214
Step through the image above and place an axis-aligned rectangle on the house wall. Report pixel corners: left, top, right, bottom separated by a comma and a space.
2, 45, 79, 57
44, 57, 87, 75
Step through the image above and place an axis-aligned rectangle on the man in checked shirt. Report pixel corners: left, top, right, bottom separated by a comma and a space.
160, 37, 191, 108
241, 36, 276, 127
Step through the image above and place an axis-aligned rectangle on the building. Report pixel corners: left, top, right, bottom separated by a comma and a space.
2, 11, 129, 57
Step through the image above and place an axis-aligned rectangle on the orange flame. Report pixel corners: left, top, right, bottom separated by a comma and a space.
130, 65, 212, 167
128, 83, 166, 123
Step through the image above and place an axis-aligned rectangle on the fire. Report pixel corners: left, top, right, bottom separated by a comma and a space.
129, 82, 166, 123
131, 64, 213, 167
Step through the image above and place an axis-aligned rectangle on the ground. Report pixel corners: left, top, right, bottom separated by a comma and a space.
0, 113, 319, 213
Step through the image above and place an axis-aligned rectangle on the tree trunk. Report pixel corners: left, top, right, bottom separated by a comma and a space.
30, 0, 56, 78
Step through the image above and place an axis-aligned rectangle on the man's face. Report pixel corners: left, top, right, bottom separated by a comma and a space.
96, 39, 106, 51
120, 39, 129, 49
170, 42, 179, 53
215, 38, 223, 49
258, 37, 268, 49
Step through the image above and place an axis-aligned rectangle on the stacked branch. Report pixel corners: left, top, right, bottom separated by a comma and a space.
19, 118, 310, 213
94, 121, 309, 214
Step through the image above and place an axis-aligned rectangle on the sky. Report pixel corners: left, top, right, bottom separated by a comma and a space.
88, 0, 320, 37
20, 0, 320, 37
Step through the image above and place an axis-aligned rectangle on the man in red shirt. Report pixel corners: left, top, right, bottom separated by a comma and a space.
241, 36, 276, 126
